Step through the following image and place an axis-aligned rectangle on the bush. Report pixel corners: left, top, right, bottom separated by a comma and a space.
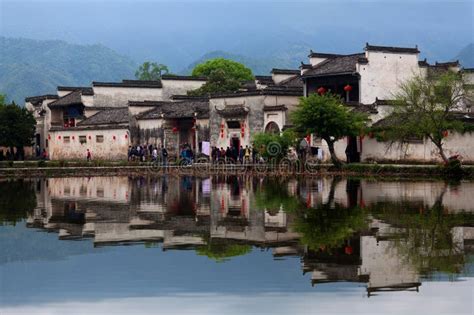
37, 160, 46, 167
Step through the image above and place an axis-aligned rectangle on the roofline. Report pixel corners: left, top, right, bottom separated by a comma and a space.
25, 94, 59, 102
271, 68, 300, 75
365, 43, 420, 54
301, 71, 359, 79
57, 86, 94, 95
92, 81, 162, 88
161, 74, 207, 81
210, 88, 303, 99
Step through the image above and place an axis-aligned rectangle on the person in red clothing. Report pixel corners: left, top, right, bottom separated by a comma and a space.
86, 149, 92, 161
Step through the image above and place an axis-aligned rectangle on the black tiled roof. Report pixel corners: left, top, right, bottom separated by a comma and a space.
161, 74, 207, 81
418, 59, 430, 67
136, 101, 209, 120
48, 90, 83, 108
277, 75, 303, 88
271, 68, 300, 75
93, 80, 162, 88
263, 105, 288, 111
25, 94, 59, 103
210, 86, 303, 98
57, 86, 94, 95
129, 100, 175, 107
300, 62, 312, 69
170, 95, 209, 101
77, 107, 129, 126
434, 61, 460, 67
365, 43, 420, 54
216, 105, 249, 117
255, 75, 275, 86
308, 51, 345, 58
462, 68, 474, 73
302, 53, 365, 78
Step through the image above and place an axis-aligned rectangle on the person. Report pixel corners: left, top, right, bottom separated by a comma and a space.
86, 149, 92, 161
220, 147, 225, 162
152, 147, 158, 161
244, 145, 251, 164
161, 145, 168, 166
127, 146, 133, 161
252, 146, 257, 164
238, 146, 244, 164
211, 146, 217, 164
225, 146, 232, 163
42, 149, 48, 160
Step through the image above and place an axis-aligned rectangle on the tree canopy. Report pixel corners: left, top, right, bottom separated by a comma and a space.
135, 61, 169, 80
252, 130, 297, 162
291, 93, 368, 167
188, 58, 254, 96
0, 102, 36, 156
372, 72, 468, 164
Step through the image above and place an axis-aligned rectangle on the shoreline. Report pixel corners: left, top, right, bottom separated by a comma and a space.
1, 162, 473, 179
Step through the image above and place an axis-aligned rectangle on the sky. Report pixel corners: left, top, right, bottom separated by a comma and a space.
0, 0, 473, 70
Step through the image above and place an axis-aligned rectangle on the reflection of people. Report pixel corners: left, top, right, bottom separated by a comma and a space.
86, 149, 92, 161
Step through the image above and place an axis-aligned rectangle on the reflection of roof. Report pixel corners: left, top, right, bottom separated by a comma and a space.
57, 86, 94, 95
302, 53, 365, 77
77, 107, 129, 126
367, 282, 421, 296
48, 90, 83, 108
93, 80, 162, 88
137, 101, 210, 119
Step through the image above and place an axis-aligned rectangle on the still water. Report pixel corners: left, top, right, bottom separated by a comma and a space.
1, 176, 473, 315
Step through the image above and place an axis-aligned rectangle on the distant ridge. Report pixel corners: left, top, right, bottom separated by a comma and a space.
0, 37, 137, 103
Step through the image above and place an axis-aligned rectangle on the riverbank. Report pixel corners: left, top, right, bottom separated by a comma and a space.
1, 160, 473, 179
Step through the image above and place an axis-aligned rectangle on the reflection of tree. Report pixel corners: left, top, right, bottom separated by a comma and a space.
369, 187, 474, 276
196, 237, 251, 262
293, 179, 367, 250
0, 180, 36, 225
254, 179, 301, 213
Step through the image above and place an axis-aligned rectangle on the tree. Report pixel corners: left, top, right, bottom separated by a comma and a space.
375, 72, 467, 164
0, 94, 7, 106
252, 130, 297, 162
135, 61, 169, 80
291, 93, 368, 167
188, 58, 254, 96
0, 102, 36, 159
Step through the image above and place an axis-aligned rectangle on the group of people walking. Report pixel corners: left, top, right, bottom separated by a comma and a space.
211, 145, 256, 164
128, 144, 168, 163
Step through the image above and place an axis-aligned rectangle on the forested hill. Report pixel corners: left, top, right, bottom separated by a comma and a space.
0, 37, 137, 104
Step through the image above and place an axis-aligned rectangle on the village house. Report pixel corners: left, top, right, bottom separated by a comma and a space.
25, 43, 474, 162
301, 43, 474, 163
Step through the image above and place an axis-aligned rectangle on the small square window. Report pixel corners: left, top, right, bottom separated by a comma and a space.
96, 135, 104, 143
79, 136, 87, 144
63, 136, 70, 144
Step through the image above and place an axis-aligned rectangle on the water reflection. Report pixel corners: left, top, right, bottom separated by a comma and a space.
2, 176, 474, 300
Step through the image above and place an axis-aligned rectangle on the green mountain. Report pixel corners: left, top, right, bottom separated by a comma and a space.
455, 43, 474, 68
0, 37, 137, 104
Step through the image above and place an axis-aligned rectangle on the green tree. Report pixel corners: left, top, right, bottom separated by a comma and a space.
291, 93, 368, 167
196, 238, 252, 262
0, 180, 36, 226
375, 72, 467, 164
252, 130, 297, 162
0, 94, 7, 106
135, 61, 169, 80
188, 58, 254, 96
0, 102, 36, 159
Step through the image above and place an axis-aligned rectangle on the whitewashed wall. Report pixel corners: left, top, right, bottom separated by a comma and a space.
93, 86, 163, 107
161, 79, 206, 100
358, 51, 422, 104
48, 128, 130, 160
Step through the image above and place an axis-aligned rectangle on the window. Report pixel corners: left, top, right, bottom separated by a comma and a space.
96, 135, 104, 143
63, 136, 70, 144
79, 136, 87, 144
226, 121, 241, 129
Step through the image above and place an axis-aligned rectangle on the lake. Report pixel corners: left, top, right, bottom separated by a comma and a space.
1, 176, 473, 315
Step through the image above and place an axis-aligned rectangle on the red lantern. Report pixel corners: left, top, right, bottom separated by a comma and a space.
113, 135, 116, 140
221, 123, 225, 129
172, 127, 178, 133
344, 84, 353, 92
317, 87, 326, 95
72, 136, 75, 140
125, 134, 128, 139
442, 130, 448, 138
58, 135, 61, 140
88, 135, 91, 140
344, 245, 353, 255
48, 135, 51, 140
221, 132, 224, 138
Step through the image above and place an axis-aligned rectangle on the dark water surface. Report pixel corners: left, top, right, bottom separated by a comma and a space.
1, 176, 473, 315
